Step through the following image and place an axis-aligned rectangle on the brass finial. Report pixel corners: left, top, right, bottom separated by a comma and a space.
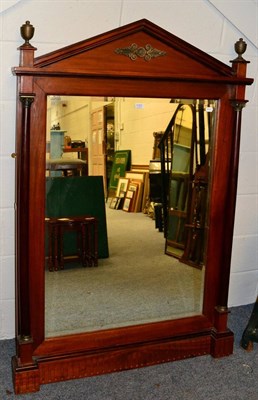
20, 21, 35, 46
233, 38, 247, 61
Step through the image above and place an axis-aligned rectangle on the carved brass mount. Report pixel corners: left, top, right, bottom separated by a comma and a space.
115, 43, 166, 61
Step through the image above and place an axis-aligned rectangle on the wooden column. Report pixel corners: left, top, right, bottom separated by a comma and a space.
17, 95, 34, 345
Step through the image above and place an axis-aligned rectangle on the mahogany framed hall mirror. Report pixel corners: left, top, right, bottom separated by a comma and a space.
12, 19, 253, 394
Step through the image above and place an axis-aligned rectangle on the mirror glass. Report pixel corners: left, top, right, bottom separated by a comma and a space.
44, 96, 216, 338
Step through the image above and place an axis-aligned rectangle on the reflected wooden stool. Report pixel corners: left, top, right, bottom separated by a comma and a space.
45, 216, 98, 271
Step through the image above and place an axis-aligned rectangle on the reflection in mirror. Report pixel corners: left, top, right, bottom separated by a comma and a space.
44, 97, 216, 338
161, 100, 215, 268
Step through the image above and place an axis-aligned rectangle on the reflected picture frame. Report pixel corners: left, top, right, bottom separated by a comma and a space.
116, 177, 129, 197
109, 197, 118, 209
122, 197, 131, 211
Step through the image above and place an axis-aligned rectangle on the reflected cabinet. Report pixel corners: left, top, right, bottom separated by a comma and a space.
12, 20, 253, 393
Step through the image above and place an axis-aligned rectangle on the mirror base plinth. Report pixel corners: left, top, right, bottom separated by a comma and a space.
210, 329, 234, 358
12, 331, 233, 394
12, 356, 40, 395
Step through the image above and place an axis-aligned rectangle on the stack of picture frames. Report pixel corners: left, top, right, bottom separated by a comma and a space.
109, 168, 149, 213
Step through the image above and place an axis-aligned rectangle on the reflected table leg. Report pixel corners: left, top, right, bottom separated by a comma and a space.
82, 217, 98, 267
58, 224, 65, 270
53, 224, 59, 270
46, 220, 53, 271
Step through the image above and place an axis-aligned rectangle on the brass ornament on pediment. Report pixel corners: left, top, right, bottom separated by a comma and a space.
115, 43, 166, 61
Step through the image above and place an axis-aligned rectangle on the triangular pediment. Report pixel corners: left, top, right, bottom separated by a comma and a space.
33, 19, 233, 80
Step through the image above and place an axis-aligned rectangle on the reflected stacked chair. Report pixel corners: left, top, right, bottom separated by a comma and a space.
45, 216, 98, 271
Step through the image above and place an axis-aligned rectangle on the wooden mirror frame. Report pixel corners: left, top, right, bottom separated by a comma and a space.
12, 19, 253, 394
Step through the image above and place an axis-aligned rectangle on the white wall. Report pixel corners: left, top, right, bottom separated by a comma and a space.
115, 98, 179, 164
0, 0, 257, 339
48, 97, 178, 164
